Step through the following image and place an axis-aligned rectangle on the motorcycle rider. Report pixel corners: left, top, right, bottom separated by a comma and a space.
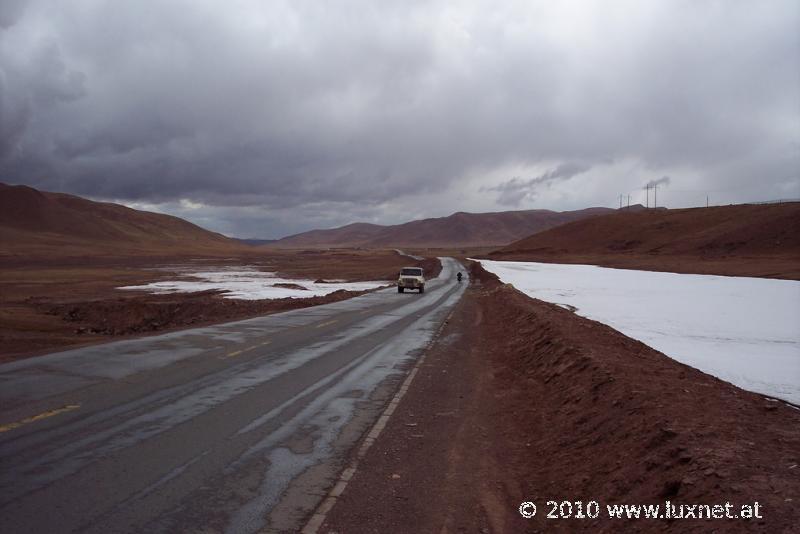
457, 272, 463, 282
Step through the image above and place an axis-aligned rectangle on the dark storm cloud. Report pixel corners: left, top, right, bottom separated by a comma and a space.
1, 0, 798, 237
485, 162, 591, 206
0, 0, 27, 29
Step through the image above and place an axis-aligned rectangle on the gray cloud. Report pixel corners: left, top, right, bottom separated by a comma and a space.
0, 0, 27, 29
485, 162, 591, 206
1, 0, 798, 237
645, 176, 671, 189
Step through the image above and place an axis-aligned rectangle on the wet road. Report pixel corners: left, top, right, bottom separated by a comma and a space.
0, 258, 467, 533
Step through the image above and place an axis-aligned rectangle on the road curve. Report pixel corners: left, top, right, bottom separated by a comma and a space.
0, 258, 467, 533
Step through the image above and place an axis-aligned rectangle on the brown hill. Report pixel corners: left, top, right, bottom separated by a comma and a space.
271, 222, 387, 248
489, 203, 800, 279
0, 183, 249, 259
273, 207, 616, 248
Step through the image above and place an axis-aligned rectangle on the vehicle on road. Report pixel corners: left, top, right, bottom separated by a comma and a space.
398, 267, 425, 293
457, 272, 463, 283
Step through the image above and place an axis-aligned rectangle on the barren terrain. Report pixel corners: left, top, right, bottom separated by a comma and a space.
3, 182, 797, 533
0, 183, 250, 259
321, 262, 800, 533
0, 183, 451, 362
489, 203, 800, 279
0, 250, 441, 362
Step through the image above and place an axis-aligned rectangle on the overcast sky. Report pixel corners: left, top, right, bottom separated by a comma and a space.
1, 0, 798, 238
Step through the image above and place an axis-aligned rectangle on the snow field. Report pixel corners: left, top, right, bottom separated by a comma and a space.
477, 260, 800, 405
120, 266, 386, 300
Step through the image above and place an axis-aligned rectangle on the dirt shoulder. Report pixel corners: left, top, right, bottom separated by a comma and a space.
320, 263, 799, 533
0, 250, 441, 362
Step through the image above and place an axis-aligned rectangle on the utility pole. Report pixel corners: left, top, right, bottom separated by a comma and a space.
654, 184, 658, 208
627, 195, 630, 208
706, 195, 709, 208
646, 184, 649, 208
619, 194, 623, 209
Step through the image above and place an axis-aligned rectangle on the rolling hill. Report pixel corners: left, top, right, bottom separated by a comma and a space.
273, 222, 387, 248
272, 207, 617, 248
0, 183, 250, 259
488, 203, 800, 279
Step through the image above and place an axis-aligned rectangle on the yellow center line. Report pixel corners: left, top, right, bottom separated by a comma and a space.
225, 340, 271, 358
315, 319, 339, 329
0, 404, 81, 434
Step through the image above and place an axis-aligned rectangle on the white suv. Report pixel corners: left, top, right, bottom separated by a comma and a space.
397, 267, 425, 294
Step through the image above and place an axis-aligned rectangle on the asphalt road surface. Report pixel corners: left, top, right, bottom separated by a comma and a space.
0, 258, 467, 533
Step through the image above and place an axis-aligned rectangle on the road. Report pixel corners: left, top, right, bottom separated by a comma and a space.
0, 258, 467, 533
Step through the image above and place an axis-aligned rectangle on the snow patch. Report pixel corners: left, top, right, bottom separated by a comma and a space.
119, 266, 385, 300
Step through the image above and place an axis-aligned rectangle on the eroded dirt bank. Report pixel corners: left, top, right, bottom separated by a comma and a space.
321, 263, 799, 533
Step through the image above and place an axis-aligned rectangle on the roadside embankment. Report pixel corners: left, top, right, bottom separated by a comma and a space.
469, 260, 799, 530
320, 262, 799, 532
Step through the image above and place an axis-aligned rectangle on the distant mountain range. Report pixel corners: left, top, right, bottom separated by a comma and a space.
270, 207, 622, 248
1, 182, 650, 257
0, 183, 248, 258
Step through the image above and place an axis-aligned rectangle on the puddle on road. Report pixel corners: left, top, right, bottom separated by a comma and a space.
224, 290, 461, 533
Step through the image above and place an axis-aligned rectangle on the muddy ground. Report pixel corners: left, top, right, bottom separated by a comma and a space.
321, 262, 799, 533
0, 250, 441, 362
